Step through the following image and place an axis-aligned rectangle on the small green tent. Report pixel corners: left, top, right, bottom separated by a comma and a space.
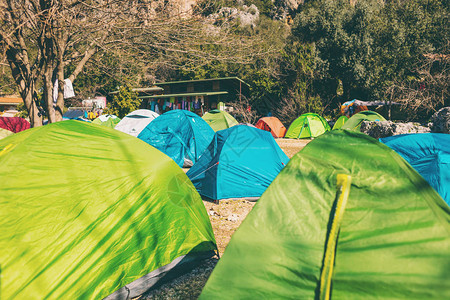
285, 113, 330, 139
0, 121, 217, 299
92, 114, 121, 128
332, 115, 348, 130
202, 109, 238, 132
341, 110, 386, 131
200, 130, 450, 299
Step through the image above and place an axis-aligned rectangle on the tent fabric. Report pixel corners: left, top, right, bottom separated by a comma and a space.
138, 110, 214, 167
202, 109, 238, 132
341, 99, 369, 117
92, 114, 121, 128
63, 109, 86, 119
255, 117, 287, 138
285, 113, 330, 139
43, 117, 70, 125
0, 127, 13, 139
187, 125, 289, 200
0, 117, 30, 133
200, 130, 450, 299
381, 133, 450, 206
332, 115, 348, 130
115, 109, 159, 137
239, 123, 256, 128
341, 110, 386, 132
0, 121, 217, 299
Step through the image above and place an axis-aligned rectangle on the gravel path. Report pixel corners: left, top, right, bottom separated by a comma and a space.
140, 258, 218, 300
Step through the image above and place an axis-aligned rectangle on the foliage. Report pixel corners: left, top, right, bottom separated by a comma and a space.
107, 85, 141, 118
15, 103, 29, 118
179, 16, 289, 117
0, 65, 16, 95
2, 0, 447, 124
293, 0, 383, 101
244, 0, 275, 16
276, 39, 325, 124
292, 0, 449, 120
385, 51, 449, 120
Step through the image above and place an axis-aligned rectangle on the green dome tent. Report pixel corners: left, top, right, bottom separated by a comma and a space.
202, 109, 238, 132
0, 127, 13, 139
332, 115, 348, 130
200, 130, 450, 299
341, 110, 386, 131
285, 113, 330, 139
92, 114, 121, 128
0, 121, 217, 299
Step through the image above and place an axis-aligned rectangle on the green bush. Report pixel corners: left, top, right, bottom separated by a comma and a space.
107, 85, 141, 118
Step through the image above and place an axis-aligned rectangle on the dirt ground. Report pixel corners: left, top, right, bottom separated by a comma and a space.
142, 138, 310, 299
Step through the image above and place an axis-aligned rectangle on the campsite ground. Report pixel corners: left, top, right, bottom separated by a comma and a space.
142, 138, 310, 299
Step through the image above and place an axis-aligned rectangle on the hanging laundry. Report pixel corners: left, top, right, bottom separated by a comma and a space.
64, 79, 75, 99
53, 80, 58, 105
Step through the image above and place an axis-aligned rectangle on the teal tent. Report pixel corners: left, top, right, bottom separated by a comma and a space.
381, 133, 450, 206
200, 130, 450, 299
0, 121, 217, 299
138, 110, 214, 167
187, 125, 289, 200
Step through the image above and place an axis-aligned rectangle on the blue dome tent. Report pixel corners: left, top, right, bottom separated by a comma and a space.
138, 110, 214, 167
187, 125, 289, 200
381, 133, 450, 206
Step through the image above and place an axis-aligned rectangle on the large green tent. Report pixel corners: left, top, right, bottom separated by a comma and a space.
332, 115, 348, 130
0, 121, 217, 299
285, 113, 331, 139
202, 109, 238, 132
341, 110, 386, 131
200, 130, 450, 299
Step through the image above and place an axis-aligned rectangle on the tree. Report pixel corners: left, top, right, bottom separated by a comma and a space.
293, 0, 383, 102
108, 85, 141, 118
292, 0, 449, 117
385, 51, 449, 120
1, 0, 256, 127
0, 0, 126, 126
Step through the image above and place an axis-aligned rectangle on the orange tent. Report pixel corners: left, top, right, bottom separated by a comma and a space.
255, 117, 287, 138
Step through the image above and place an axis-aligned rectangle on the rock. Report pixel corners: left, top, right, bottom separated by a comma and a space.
206, 4, 259, 28
360, 121, 431, 139
227, 214, 239, 222
283, 0, 304, 11
430, 107, 450, 133
208, 209, 220, 216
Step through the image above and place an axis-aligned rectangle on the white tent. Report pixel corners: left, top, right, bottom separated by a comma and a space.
114, 109, 159, 137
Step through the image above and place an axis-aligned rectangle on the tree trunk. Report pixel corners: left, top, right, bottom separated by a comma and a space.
5, 49, 42, 127
44, 68, 55, 123
55, 50, 65, 122
20, 83, 42, 128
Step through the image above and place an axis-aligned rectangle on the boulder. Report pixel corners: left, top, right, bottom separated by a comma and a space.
206, 4, 259, 28
360, 121, 431, 139
430, 107, 450, 133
